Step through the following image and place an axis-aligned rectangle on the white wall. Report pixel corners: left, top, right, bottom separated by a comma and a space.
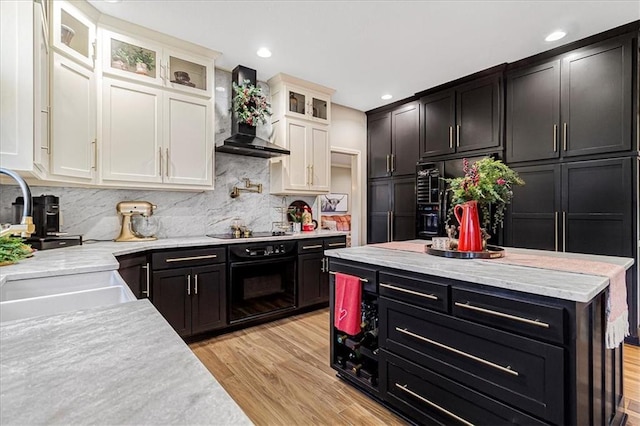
330, 166, 352, 212
329, 103, 367, 245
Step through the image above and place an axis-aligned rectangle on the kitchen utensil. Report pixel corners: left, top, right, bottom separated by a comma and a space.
115, 201, 157, 242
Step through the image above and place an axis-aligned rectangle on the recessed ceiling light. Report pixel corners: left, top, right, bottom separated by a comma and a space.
545, 31, 567, 42
381, 94, 392, 100
257, 47, 272, 58
215, 86, 226, 92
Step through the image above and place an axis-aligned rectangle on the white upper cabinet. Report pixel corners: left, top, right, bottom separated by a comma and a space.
102, 29, 213, 97
51, 0, 96, 69
51, 52, 96, 180
163, 92, 213, 186
101, 77, 163, 183
33, 0, 50, 174
269, 74, 334, 195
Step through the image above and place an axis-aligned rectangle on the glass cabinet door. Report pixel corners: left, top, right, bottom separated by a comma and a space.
288, 89, 307, 117
51, 1, 95, 69
102, 30, 163, 86
311, 95, 330, 121
166, 50, 212, 97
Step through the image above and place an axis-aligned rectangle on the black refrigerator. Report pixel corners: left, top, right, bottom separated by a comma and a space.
416, 154, 501, 242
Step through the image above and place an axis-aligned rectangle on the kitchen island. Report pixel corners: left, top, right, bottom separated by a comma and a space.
325, 243, 634, 426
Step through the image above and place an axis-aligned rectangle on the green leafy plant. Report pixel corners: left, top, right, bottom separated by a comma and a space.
0, 236, 33, 264
288, 207, 302, 223
112, 44, 155, 71
232, 79, 272, 126
446, 157, 524, 233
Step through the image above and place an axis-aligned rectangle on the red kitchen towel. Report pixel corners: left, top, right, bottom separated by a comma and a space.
488, 252, 629, 349
334, 272, 362, 335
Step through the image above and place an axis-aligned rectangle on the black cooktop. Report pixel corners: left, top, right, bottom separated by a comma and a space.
207, 231, 287, 240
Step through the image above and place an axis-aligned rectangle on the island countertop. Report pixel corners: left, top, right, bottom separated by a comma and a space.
0, 299, 251, 425
325, 243, 634, 303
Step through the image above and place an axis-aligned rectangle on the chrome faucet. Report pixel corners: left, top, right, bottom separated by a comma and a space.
0, 168, 35, 238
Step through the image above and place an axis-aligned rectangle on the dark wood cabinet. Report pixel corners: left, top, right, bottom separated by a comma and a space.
506, 35, 633, 163
298, 236, 346, 308
506, 60, 561, 163
368, 177, 415, 243
420, 74, 501, 158
507, 158, 633, 258
117, 253, 149, 299
368, 102, 419, 179
151, 248, 227, 337
561, 36, 633, 157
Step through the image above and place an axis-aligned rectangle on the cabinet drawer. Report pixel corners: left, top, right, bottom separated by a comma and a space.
379, 271, 448, 313
380, 298, 564, 424
381, 350, 548, 426
298, 239, 325, 254
324, 236, 347, 250
329, 260, 377, 294
452, 288, 566, 344
152, 247, 226, 270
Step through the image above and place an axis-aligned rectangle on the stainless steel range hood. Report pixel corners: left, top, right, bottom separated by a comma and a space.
216, 65, 290, 158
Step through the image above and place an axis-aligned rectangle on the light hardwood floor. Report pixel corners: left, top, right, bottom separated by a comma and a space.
190, 309, 640, 425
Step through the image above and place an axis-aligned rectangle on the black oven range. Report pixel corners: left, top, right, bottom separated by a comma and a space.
227, 240, 297, 323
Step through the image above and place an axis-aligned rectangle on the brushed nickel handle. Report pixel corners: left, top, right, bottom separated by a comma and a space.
563, 122, 567, 151
310, 164, 314, 185
302, 244, 323, 250
92, 40, 97, 62
165, 254, 218, 263
187, 274, 191, 296
194, 274, 198, 295
553, 124, 558, 152
449, 126, 453, 149
395, 327, 519, 376
380, 283, 438, 300
91, 139, 97, 170
328, 271, 368, 282
328, 242, 346, 247
165, 148, 169, 177
554, 211, 559, 252
395, 383, 474, 426
563, 211, 566, 252
454, 302, 550, 328
141, 263, 150, 297
391, 154, 396, 173
390, 211, 394, 241
386, 155, 390, 174
158, 147, 163, 177
320, 257, 326, 273
387, 211, 391, 241
456, 125, 460, 147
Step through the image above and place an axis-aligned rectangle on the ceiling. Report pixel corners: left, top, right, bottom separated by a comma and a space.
89, 1, 639, 112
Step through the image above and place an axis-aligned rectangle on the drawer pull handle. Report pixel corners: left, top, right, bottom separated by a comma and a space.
165, 254, 218, 263
328, 271, 368, 282
395, 383, 475, 426
327, 242, 346, 247
380, 283, 438, 300
454, 302, 550, 328
395, 327, 519, 377
302, 244, 323, 250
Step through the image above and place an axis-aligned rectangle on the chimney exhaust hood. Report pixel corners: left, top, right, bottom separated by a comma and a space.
216, 65, 290, 158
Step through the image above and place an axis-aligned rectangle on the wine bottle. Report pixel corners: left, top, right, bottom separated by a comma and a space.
337, 334, 348, 344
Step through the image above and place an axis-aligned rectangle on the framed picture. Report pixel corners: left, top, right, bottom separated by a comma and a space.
321, 193, 348, 213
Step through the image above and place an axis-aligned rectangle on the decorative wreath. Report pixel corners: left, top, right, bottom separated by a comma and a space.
232, 79, 272, 126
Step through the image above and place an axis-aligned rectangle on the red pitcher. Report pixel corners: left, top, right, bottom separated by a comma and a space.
454, 200, 483, 252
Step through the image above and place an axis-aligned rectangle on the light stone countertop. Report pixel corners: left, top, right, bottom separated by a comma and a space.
0, 299, 252, 425
325, 243, 634, 303
0, 230, 348, 286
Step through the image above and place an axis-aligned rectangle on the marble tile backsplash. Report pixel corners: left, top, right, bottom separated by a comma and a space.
0, 68, 316, 240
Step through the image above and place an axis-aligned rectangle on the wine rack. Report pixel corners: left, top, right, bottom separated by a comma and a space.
332, 292, 380, 393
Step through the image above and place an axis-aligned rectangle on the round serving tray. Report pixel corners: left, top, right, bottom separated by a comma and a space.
426, 244, 505, 259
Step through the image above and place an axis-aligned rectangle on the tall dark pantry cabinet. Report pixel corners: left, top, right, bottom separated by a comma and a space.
367, 101, 420, 243
504, 28, 639, 344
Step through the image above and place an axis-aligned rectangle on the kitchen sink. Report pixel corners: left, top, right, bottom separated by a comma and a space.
0, 271, 128, 302
0, 270, 136, 323
0, 285, 135, 323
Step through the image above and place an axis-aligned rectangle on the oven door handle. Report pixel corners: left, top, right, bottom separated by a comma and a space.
229, 255, 297, 268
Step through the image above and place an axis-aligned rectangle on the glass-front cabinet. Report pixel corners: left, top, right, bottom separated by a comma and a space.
285, 85, 330, 123
51, 0, 96, 69
102, 30, 212, 97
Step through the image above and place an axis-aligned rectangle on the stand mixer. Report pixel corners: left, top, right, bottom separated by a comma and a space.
115, 201, 157, 242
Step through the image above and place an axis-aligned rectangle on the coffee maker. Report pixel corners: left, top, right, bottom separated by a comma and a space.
13, 195, 83, 249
